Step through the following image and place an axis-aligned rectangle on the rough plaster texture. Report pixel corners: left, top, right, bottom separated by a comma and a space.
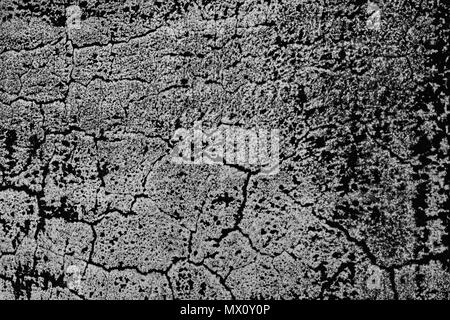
0, 0, 449, 299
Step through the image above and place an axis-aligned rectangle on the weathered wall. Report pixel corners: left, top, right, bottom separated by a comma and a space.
0, 0, 449, 299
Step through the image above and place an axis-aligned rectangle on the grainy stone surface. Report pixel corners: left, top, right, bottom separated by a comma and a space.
0, 0, 449, 300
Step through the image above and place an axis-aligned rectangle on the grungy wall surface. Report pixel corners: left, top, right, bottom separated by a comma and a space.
0, 0, 449, 299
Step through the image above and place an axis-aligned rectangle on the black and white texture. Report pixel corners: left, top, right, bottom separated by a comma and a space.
0, 0, 449, 300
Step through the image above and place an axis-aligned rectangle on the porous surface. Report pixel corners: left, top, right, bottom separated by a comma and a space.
0, 0, 449, 299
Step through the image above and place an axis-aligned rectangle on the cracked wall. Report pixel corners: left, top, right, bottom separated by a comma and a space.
0, 0, 449, 300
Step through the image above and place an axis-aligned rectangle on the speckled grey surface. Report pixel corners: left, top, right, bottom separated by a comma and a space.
0, 0, 449, 300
